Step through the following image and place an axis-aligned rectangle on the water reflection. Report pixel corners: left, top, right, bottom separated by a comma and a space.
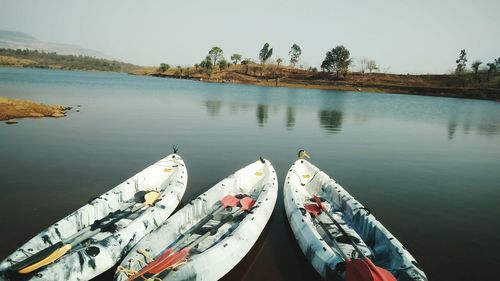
204, 100, 222, 117
256, 104, 268, 127
286, 107, 295, 129
318, 110, 343, 133
445, 101, 500, 139
448, 122, 457, 140
202, 95, 499, 138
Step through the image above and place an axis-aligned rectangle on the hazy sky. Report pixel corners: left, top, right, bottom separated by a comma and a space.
1, 0, 499, 73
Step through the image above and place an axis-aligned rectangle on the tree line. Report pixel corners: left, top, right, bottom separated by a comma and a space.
157, 42, 384, 79
0, 48, 139, 72
455, 49, 499, 83
158, 44, 497, 86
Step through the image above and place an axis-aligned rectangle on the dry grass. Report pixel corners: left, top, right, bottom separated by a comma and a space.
0, 55, 36, 66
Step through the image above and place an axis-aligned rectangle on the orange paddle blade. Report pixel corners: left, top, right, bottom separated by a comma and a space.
126, 248, 173, 281
221, 195, 239, 208
239, 197, 255, 211
346, 258, 396, 281
304, 204, 322, 218
149, 247, 189, 274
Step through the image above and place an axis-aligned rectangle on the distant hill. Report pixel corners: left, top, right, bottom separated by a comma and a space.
0, 30, 146, 72
0, 48, 142, 72
0, 30, 111, 59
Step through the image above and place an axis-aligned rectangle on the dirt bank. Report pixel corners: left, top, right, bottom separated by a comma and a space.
136, 65, 500, 101
0, 96, 70, 123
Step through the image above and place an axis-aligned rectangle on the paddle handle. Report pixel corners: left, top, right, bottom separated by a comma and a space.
312, 217, 349, 261
313, 195, 366, 259
170, 204, 225, 251
189, 208, 244, 249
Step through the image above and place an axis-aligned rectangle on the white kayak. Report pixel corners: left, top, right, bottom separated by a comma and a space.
0, 153, 187, 281
115, 158, 277, 281
284, 156, 427, 281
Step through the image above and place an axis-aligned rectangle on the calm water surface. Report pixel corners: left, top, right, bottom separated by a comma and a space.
1, 67, 500, 280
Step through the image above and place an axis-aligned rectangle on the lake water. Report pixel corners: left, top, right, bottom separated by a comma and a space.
1, 67, 499, 280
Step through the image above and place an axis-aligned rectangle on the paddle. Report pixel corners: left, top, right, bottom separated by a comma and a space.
11, 191, 161, 274
125, 194, 240, 280
311, 195, 396, 281
127, 196, 255, 281
304, 204, 350, 261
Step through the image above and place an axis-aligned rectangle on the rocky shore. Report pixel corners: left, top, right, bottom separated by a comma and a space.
0, 96, 71, 124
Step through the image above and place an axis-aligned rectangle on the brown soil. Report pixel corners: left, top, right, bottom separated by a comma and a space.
0, 96, 70, 122
137, 65, 500, 101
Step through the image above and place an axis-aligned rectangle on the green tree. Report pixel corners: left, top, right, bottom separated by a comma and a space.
471, 60, 482, 81
486, 63, 497, 81
241, 58, 251, 74
200, 56, 213, 74
218, 59, 228, 70
208, 47, 224, 66
158, 63, 170, 72
321, 45, 352, 77
289, 43, 301, 67
276, 57, 283, 66
455, 49, 467, 74
231, 53, 242, 64
259, 43, 273, 64
176, 65, 183, 78
495, 58, 500, 68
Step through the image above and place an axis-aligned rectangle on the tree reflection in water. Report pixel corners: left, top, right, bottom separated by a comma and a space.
318, 110, 343, 133
257, 104, 268, 127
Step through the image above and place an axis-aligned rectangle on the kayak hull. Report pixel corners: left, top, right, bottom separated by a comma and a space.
284, 159, 427, 281
0, 154, 187, 281
115, 159, 277, 281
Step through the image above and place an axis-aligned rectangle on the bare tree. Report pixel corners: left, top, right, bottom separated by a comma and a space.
367, 60, 379, 73
359, 57, 368, 73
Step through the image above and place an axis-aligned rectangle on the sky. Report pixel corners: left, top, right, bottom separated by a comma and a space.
0, 0, 499, 74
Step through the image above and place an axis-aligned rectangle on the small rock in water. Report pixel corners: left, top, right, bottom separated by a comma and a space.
76, 110, 80, 112
5, 120, 18, 125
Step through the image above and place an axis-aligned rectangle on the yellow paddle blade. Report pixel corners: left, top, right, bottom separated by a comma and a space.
18, 244, 72, 274
144, 191, 161, 206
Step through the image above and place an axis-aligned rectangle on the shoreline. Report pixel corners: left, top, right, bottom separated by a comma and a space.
148, 71, 500, 101
1, 64, 499, 101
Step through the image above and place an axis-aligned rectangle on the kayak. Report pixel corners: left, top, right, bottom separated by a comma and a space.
284, 154, 427, 281
115, 158, 277, 281
0, 153, 187, 281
